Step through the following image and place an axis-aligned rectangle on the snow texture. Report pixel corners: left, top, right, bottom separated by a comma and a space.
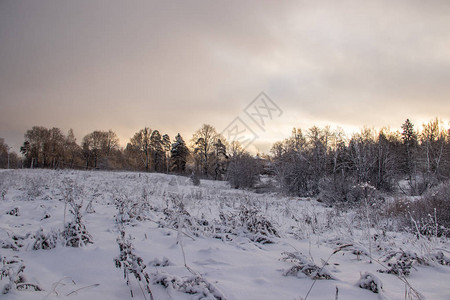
0, 169, 449, 299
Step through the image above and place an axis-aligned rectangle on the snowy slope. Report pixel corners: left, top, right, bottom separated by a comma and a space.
0, 169, 449, 299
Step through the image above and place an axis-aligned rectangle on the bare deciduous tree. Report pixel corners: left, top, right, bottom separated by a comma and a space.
129, 127, 152, 171
191, 124, 222, 177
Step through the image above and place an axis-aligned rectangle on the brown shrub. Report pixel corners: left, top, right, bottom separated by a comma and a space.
388, 181, 450, 237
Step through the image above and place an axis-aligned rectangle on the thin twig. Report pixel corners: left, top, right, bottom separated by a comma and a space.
65, 283, 100, 296
304, 244, 352, 300
363, 253, 425, 300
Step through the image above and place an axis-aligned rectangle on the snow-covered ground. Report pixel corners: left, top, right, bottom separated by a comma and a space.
0, 169, 449, 299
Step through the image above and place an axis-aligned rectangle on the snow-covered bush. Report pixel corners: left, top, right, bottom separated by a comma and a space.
162, 195, 191, 229
148, 257, 172, 267
281, 252, 334, 280
114, 191, 150, 225
1, 229, 58, 251
62, 201, 93, 247
0, 232, 32, 251
25, 176, 44, 200
190, 172, 200, 186
113, 188, 154, 299
336, 243, 370, 260
62, 198, 92, 247
0, 255, 42, 294
60, 179, 93, 247
357, 272, 382, 293
162, 207, 210, 237
0, 173, 8, 200
62, 217, 93, 247
1, 241, 21, 252
411, 181, 450, 237
238, 205, 278, 243
318, 175, 355, 205
152, 271, 226, 300
378, 251, 425, 276
158, 193, 213, 238
6, 207, 19, 216
213, 205, 279, 244
427, 251, 450, 266
32, 229, 59, 250
387, 181, 450, 237
114, 231, 154, 299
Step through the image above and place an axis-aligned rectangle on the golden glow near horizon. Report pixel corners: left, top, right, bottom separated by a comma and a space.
1, 1, 449, 153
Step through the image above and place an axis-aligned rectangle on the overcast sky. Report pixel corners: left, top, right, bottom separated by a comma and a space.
1, 0, 449, 153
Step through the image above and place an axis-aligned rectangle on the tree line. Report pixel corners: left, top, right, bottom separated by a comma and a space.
0, 138, 21, 169
270, 118, 449, 200
1, 118, 449, 198
13, 124, 258, 184
17, 126, 188, 173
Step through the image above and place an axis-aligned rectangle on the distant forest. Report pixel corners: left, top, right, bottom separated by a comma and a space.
1, 118, 449, 199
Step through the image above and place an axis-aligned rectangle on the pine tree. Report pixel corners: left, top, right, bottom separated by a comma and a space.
162, 134, 171, 173
213, 139, 228, 180
401, 119, 418, 193
170, 134, 189, 173
150, 130, 164, 172
401, 119, 417, 147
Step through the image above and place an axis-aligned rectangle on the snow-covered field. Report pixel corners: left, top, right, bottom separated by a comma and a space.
0, 169, 449, 300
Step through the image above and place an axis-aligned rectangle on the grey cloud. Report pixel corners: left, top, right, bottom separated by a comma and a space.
1, 0, 449, 152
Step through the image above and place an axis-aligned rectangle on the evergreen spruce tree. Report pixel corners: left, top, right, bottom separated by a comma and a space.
150, 130, 164, 172
401, 119, 418, 193
170, 134, 189, 173
213, 139, 228, 180
162, 134, 171, 173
